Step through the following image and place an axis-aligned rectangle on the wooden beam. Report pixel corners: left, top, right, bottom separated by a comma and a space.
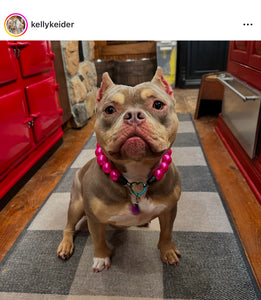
100, 42, 156, 57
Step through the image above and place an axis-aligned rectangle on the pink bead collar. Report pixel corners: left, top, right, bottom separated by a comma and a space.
95, 143, 172, 214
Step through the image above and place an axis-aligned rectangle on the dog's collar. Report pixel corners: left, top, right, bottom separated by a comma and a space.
95, 143, 172, 214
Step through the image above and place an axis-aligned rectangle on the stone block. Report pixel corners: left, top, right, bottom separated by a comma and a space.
86, 61, 97, 88
71, 102, 88, 128
81, 41, 91, 60
78, 61, 97, 92
70, 77, 87, 104
88, 41, 95, 61
85, 87, 98, 119
64, 41, 79, 77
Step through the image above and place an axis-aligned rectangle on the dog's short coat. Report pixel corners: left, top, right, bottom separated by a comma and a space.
57, 67, 181, 272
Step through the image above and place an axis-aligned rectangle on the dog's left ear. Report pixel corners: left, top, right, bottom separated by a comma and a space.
151, 67, 174, 98
97, 72, 114, 102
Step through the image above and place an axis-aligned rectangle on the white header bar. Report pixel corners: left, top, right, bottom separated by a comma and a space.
1, 0, 260, 40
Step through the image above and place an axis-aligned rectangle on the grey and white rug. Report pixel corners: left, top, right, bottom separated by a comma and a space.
0, 114, 260, 300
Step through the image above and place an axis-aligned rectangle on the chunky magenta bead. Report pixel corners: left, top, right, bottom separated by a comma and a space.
162, 154, 172, 164
95, 146, 103, 156
160, 162, 169, 173
167, 149, 172, 155
110, 169, 120, 181
102, 161, 113, 174
97, 154, 107, 166
153, 169, 164, 180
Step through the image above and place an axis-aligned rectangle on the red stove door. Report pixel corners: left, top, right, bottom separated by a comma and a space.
18, 41, 54, 78
25, 77, 62, 143
0, 90, 34, 178
0, 42, 18, 86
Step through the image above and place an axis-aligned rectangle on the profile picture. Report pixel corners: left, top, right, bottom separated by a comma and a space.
4, 13, 28, 37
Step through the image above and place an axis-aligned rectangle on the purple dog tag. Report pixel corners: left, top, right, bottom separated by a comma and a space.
130, 203, 140, 215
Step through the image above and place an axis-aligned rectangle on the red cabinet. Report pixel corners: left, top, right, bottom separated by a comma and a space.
0, 41, 63, 204
18, 41, 53, 77
230, 41, 261, 71
227, 41, 261, 90
249, 41, 261, 70
229, 41, 250, 64
0, 43, 18, 85
0, 90, 33, 178
25, 77, 62, 143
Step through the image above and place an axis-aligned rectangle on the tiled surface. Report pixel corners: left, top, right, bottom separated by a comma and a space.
28, 193, 70, 231
172, 146, 206, 166
175, 192, 233, 233
70, 150, 95, 169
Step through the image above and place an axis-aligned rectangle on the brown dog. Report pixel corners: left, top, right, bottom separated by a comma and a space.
57, 67, 181, 272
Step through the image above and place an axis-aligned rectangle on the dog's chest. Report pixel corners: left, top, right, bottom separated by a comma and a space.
108, 196, 166, 227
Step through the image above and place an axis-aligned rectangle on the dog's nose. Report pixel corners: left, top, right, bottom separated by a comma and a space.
123, 110, 146, 126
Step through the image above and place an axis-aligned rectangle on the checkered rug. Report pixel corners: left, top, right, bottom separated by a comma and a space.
0, 114, 260, 300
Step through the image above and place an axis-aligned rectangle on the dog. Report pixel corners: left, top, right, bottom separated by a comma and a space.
57, 67, 181, 272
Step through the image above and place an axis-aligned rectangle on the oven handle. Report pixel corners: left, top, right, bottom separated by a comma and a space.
218, 76, 261, 102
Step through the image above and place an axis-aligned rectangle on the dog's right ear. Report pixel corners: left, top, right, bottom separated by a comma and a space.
97, 72, 114, 102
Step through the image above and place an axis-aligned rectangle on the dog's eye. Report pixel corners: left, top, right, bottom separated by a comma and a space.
105, 106, 116, 114
153, 100, 164, 110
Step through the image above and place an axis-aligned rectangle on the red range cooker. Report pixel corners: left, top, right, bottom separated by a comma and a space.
0, 41, 63, 206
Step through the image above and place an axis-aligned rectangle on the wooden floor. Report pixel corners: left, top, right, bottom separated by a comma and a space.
0, 89, 260, 290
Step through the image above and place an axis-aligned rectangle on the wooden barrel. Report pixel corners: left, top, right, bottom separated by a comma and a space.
94, 60, 115, 87
114, 58, 157, 86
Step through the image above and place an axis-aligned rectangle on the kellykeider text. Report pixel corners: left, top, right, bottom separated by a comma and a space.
31, 21, 74, 29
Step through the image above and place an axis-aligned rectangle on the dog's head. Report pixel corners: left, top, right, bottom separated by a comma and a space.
95, 67, 178, 163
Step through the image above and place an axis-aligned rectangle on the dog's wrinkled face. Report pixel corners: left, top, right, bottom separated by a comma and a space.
95, 67, 179, 162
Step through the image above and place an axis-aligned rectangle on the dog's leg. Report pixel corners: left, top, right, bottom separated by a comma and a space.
158, 204, 181, 265
57, 197, 84, 259
57, 171, 84, 259
87, 217, 112, 273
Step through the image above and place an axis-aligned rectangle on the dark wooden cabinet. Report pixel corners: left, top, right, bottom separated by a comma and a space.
177, 41, 229, 88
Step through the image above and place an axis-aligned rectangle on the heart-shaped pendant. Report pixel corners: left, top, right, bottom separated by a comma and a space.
130, 182, 147, 197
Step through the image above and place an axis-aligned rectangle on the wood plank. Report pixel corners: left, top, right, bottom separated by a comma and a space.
94, 41, 107, 60
100, 42, 156, 57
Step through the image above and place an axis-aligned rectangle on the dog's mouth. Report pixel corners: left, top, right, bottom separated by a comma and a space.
120, 135, 149, 158
108, 133, 164, 160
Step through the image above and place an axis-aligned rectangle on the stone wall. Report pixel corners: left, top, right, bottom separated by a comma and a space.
60, 41, 97, 128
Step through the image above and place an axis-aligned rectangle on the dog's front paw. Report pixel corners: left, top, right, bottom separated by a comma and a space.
92, 257, 111, 273
57, 239, 74, 260
158, 242, 181, 266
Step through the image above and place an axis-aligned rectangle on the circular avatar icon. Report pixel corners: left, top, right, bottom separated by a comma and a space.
4, 13, 28, 37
